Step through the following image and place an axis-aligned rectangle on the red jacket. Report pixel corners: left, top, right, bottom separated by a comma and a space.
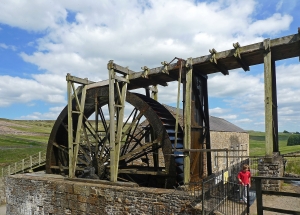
238, 170, 251, 185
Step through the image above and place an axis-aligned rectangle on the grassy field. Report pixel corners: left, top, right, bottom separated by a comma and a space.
1, 118, 300, 169
0, 119, 54, 168
249, 131, 300, 156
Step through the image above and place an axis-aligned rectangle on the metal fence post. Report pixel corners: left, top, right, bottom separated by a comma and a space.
247, 184, 250, 215
202, 179, 205, 215
255, 178, 263, 215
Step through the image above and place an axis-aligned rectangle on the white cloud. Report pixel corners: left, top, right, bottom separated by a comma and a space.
221, 114, 238, 120
209, 107, 229, 115
0, 43, 16, 51
233, 118, 252, 123
0, 75, 65, 107
0, 0, 297, 126
276, 0, 283, 11
20, 106, 64, 120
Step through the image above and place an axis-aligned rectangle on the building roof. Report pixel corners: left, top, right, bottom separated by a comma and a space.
163, 104, 247, 133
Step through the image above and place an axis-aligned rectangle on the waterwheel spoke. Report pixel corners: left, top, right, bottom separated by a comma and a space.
52, 142, 89, 166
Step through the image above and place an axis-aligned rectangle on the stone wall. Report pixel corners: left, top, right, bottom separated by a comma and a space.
257, 155, 284, 191
5, 173, 196, 215
0, 177, 6, 205
210, 131, 249, 173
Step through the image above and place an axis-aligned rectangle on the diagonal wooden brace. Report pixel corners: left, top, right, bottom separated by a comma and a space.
209, 48, 229, 75
233, 42, 250, 72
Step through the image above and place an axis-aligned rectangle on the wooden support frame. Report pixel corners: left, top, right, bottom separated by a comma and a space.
233, 42, 250, 71
108, 60, 129, 182
264, 39, 279, 156
66, 73, 89, 178
209, 48, 229, 75
183, 58, 193, 183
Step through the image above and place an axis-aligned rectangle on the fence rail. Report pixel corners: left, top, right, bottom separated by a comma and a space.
1, 151, 46, 177
253, 176, 300, 215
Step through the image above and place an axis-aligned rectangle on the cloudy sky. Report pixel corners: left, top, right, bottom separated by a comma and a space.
0, 0, 299, 132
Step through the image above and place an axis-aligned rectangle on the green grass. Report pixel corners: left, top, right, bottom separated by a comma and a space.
249, 131, 300, 156
0, 119, 52, 167
0, 147, 43, 167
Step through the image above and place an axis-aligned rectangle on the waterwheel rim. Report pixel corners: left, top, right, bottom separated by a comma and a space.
46, 86, 184, 187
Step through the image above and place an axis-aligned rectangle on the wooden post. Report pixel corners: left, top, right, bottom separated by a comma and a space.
108, 62, 116, 182
151, 85, 158, 101
66, 73, 89, 178
67, 74, 74, 177
184, 58, 193, 184
271, 60, 279, 152
264, 39, 273, 157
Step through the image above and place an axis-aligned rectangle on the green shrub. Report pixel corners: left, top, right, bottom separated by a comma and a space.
287, 134, 300, 146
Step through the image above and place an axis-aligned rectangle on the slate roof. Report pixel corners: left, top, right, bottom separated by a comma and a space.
163, 104, 247, 133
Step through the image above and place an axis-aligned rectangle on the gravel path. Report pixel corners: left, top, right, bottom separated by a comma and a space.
0, 204, 6, 214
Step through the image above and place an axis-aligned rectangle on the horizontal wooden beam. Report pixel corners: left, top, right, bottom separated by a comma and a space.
118, 169, 167, 176
262, 206, 300, 215
66, 73, 94, 85
86, 32, 300, 90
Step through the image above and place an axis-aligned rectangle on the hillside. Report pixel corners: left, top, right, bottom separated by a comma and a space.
1, 118, 300, 167
0, 119, 54, 168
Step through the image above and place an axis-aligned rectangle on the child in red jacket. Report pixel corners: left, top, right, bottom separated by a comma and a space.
237, 164, 251, 204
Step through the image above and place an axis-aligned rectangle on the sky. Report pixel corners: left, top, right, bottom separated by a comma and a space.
0, 0, 299, 132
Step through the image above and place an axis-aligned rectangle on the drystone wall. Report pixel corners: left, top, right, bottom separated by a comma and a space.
0, 177, 6, 205
257, 154, 284, 191
5, 173, 196, 215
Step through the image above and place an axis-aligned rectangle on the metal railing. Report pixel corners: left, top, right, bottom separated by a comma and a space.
1, 151, 46, 177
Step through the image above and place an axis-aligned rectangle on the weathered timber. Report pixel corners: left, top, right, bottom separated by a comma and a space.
88, 32, 300, 90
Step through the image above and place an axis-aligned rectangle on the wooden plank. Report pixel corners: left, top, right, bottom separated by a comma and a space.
252, 176, 300, 181
263, 206, 300, 215
117, 169, 167, 176
66, 73, 93, 85
262, 191, 300, 198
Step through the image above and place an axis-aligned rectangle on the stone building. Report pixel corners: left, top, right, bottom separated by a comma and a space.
163, 105, 249, 174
